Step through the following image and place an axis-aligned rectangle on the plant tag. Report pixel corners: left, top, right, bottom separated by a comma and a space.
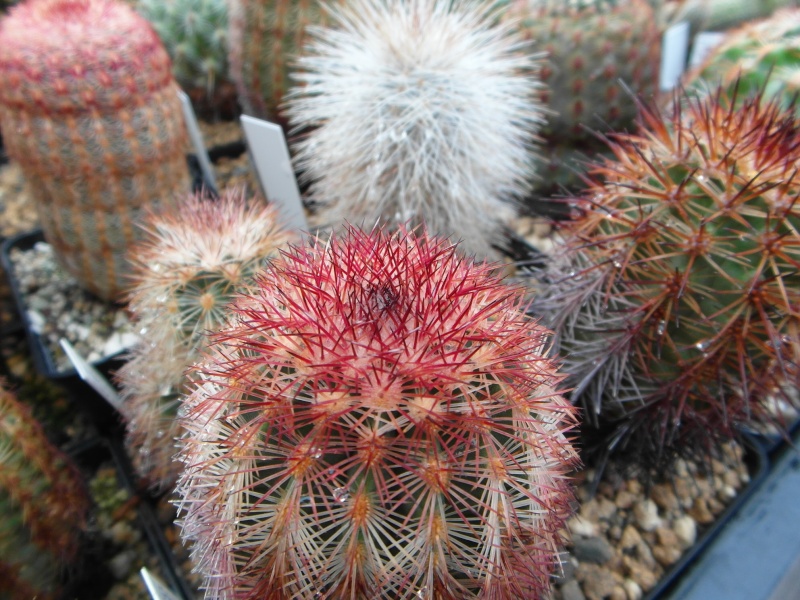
689, 32, 726, 69
140, 568, 182, 600
240, 115, 308, 232
178, 90, 218, 191
60, 338, 123, 412
660, 21, 691, 91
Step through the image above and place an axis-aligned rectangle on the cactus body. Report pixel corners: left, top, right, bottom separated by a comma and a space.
227, 0, 345, 121
0, 0, 189, 301
287, 0, 544, 260
532, 86, 800, 456
118, 188, 294, 489
0, 384, 89, 599
176, 226, 579, 600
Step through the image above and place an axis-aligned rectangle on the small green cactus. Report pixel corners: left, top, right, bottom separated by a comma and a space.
0, 384, 90, 599
118, 187, 294, 489
0, 0, 190, 301
175, 226, 579, 600
532, 84, 800, 458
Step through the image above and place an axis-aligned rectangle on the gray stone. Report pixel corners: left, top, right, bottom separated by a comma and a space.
561, 579, 586, 600
572, 536, 614, 565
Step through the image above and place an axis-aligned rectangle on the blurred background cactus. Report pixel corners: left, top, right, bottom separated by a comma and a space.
667, 0, 797, 32
532, 84, 800, 460
0, 383, 90, 599
683, 8, 800, 114
227, 0, 345, 124
499, 0, 662, 200
0, 0, 190, 301
287, 0, 544, 261
118, 187, 293, 489
176, 226, 579, 599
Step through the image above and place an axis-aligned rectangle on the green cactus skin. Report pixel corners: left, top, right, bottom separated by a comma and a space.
532, 86, 800, 459
0, 384, 90, 599
667, 0, 797, 33
501, 0, 662, 143
684, 8, 800, 116
133, 0, 229, 96
118, 188, 294, 489
175, 226, 579, 600
0, 0, 190, 301
227, 0, 346, 122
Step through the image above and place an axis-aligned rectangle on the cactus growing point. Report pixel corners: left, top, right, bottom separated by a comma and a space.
286, 0, 544, 261
176, 226, 579, 600
532, 85, 800, 457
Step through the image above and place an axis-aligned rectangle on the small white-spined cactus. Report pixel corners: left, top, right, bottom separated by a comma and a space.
286, 0, 545, 260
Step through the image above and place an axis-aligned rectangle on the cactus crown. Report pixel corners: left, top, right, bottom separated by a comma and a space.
176, 226, 579, 599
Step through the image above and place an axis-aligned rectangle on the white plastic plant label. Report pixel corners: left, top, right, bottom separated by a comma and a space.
178, 90, 217, 191
660, 21, 691, 91
59, 338, 123, 412
689, 32, 726, 69
240, 114, 308, 233
140, 567, 182, 600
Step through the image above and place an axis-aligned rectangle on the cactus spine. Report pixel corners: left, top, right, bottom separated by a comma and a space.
176, 226, 579, 599
0, 384, 90, 599
286, 0, 544, 260
532, 85, 800, 457
0, 0, 190, 301
118, 188, 294, 489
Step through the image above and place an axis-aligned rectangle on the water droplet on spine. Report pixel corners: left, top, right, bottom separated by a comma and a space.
332, 487, 350, 503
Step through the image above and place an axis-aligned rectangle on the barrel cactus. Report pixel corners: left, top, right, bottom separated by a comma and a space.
532, 84, 800, 457
176, 226, 579, 599
0, 0, 189, 301
118, 187, 294, 489
286, 0, 544, 260
0, 384, 90, 599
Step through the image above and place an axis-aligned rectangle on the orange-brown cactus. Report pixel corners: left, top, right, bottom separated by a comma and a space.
0, 0, 189, 301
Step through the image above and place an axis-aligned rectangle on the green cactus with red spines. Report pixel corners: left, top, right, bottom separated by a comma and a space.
0, 384, 90, 599
227, 0, 346, 122
0, 0, 189, 301
175, 226, 579, 600
532, 85, 800, 457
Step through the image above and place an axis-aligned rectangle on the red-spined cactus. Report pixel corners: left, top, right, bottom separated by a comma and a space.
532, 85, 800, 457
0, 0, 189, 301
0, 383, 90, 599
118, 187, 294, 489
176, 226, 579, 600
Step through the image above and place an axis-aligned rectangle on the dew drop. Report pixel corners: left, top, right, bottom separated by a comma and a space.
332, 487, 350, 503
299, 495, 311, 506
415, 587, 428, 599
656, 320, 666, 336
310, 446, 322, 459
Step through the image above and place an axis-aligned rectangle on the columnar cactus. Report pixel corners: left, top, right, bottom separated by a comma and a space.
0, 0, 190, 301
0, 384, 90, 599
227, 0, 346, 122
683, 8, 800, 115
118, 187, 294, 489
286, 0, 544, 260
133, 0, 229, 97
176, 226, 579, 600
532, 85, 800, 457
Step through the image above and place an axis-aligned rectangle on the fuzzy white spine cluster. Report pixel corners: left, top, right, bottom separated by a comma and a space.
286, 0, 545, 260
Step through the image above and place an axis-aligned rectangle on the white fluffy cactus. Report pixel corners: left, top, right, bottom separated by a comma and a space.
286, 0, 544, 260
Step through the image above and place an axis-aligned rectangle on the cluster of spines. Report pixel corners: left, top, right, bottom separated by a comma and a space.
176, 226, 579, 599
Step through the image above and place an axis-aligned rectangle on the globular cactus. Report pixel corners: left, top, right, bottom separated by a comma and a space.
683, 8, 800, 115
666, 0, 797, 32
133, 0, 229, 97
532, 85, 800, 458
118, 187, 294, 489
227, 0, 345, 122
286, 0, 544, 260
0, 0, 190, 301
0, 384, 90, 599
176, 226, 579, 600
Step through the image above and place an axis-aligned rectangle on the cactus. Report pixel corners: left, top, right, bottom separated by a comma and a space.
227, 0, 346, 122
0, 384, 90, 599
683, 8, 800, 116
666, 0, 797, 32
175, 226, 579, 600
0, 0, 190, 301
531, 85, 800, 457
286, 0, 544, 260
118, 187, 294, 489
132, 0, 229, 97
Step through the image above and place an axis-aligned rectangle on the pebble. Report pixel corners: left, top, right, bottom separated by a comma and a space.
673, 515, 697, 549
578, 564, 619, 600
623, 579, 643, 600
568, 515, 599, 538
572, 536, 614, 565
633, 499, 662, 532
109, 550, 137, 579
561, 579, 586, 600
